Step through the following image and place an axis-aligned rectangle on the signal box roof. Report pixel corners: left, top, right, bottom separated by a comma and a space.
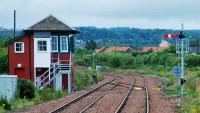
25, 15, 79, 34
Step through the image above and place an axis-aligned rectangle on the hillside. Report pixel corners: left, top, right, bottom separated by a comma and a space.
75, 27, 200, 47
0, 30, 23, 39
1, 27, 200, 47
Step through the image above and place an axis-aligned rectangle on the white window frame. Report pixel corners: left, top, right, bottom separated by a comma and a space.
37, 40, 47, 52
60, 36, 68, 52
14, 42, 24, 53
51, 36, 58, 52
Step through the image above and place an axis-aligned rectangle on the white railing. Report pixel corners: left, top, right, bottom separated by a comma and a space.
38, 61, 59, 89
39, 65, 60, 89
38, 52, 72, 89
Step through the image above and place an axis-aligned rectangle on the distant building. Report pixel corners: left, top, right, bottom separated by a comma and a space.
142, 47, 160, 52
143, 40, 171, 53
159, 39, 171, 48
190, 47, 200, 54
75, 39, 85, 49
96, 46, 134, 53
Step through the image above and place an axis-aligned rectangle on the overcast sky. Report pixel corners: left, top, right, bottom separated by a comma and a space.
1, 0, 200, 30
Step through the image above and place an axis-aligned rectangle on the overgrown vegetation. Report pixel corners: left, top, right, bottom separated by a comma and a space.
75, 47, 178, 68
74, 68, 103, 90
0, 36, 12, 74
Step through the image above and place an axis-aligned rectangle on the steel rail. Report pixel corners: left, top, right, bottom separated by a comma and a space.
114, 79, 136, 113
79, 81, 120, 113
138, 76, 150, 113
114, 76, 150, 113
49, 78, 117, 113
143, 77, 150, 113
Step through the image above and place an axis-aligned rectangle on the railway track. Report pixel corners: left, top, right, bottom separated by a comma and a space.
49, 77, 120, 113
50, 75, 149, 113
79, 79, 136, 113
116, 75, 150, 113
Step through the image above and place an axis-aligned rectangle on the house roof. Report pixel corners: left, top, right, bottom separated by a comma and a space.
159, 39, 171, 48
142, 47, 160, 52
96, 46, 134, 53
25, 15, 79, 34
96, 46, 108, 52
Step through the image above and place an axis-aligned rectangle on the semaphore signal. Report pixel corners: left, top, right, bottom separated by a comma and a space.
164, 34, 179, 38
163, 24, 189, 98
164, 31, 186, 39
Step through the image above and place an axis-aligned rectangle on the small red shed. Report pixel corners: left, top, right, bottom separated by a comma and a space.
8, 15, 79, 93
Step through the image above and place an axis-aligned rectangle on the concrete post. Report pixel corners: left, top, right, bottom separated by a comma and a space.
68, 72, 71, 93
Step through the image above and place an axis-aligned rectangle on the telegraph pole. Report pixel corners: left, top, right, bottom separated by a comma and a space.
115, 39, 116, 56
180, 23, 185, 97
14, 10, 16, 38
197, 37, 199, 54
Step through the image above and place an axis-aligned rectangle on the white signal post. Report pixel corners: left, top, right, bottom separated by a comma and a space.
181, 24, 185, 97
176, 24, 189, 97
165, 24, 189, 97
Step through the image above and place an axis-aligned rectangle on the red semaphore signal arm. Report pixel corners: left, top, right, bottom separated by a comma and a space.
164, 34, 179, 39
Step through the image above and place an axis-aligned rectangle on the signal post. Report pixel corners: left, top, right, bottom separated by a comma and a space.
164, 24, 189, 97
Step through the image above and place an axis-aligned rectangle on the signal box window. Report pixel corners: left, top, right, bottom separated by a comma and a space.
51, 36, 58, 52
60, 36, 68, 52
15, 42, 24, 53
37, 41, 47, 51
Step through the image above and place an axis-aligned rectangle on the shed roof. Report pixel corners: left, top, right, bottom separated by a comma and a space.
142, 47, 159, 52
96, 46, 134, 53
25, 15, 79, 34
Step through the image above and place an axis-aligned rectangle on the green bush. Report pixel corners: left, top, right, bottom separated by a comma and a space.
109, 55, 122, 67
185, 54, 200, 67
74, 69, 102, 90
0, 48, 8, 73
96, 53, 109, 64
75, 48, 200, 69
17, 79, 35, 99
0, 98, 11, 110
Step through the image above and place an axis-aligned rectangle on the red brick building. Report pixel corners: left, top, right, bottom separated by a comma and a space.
8, 15, 79, 93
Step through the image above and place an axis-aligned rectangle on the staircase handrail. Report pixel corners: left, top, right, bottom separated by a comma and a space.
39, 65, 60, 89
38, 61, 59, 85
38, 64, 54, 78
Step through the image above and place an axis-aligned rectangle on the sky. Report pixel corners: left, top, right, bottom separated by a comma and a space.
1, 0, 200, 30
